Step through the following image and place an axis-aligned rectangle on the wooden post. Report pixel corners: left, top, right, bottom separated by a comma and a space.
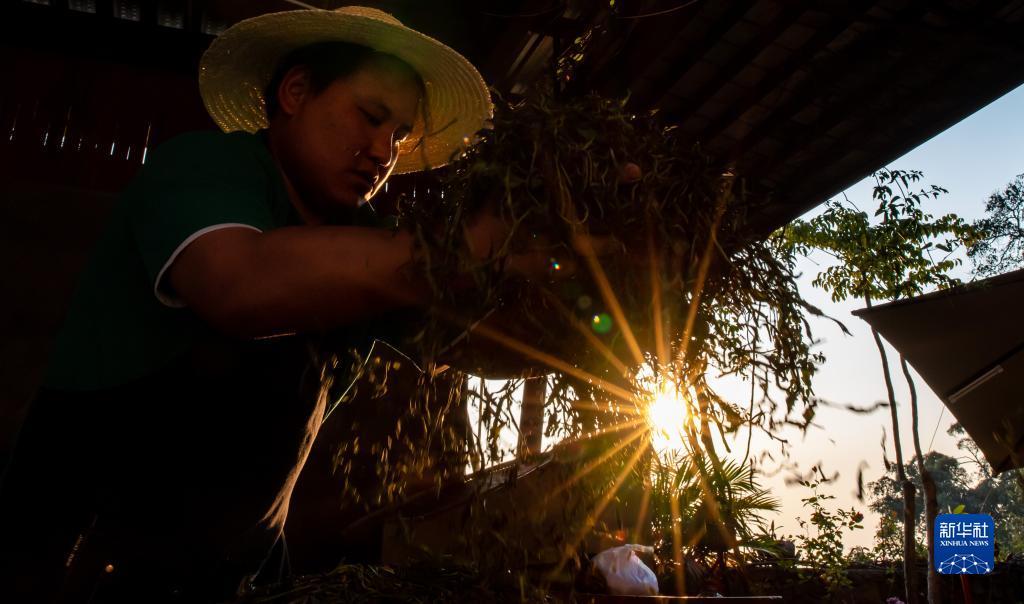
518, 372, 546, 458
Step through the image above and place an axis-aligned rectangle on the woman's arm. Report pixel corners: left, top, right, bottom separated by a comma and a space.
168, 224, 428, 338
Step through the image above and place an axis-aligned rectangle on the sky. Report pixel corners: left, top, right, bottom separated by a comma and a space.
735, 81, 1024, 550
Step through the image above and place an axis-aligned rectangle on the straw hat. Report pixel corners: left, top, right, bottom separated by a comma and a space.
199, 6, 492, 174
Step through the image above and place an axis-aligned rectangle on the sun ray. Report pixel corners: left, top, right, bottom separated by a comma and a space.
420, 175, 739, 585
646, 217, 669, 369
549, 425, 647, 499
670, 492, 685, 596
677, 176, 731, 365
682, 437, 738, 552
540, 289, 630, 376
569, 399, 643, 417
546, 438, 650, 580
573, 233, 645, 366
631, 479, 652, 544
470, 320, 637, 404
582, 417, 648, 438
634, 361, 695, 457
544, 151, 642, 366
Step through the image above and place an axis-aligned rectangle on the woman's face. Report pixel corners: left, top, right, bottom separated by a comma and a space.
271, 55, 422, 224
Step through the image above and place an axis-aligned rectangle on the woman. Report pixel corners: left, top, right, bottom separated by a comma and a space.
0, 7, 507, 602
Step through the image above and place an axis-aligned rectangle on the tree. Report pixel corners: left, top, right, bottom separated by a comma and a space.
868, 452, 971, 538
947, 423, 1024, 556
868, 444, 1024, 560
646, 451, 780, 595
873, 509, 907, 563
790, 476, 865, 596
783, 168, 974, 604
968, 173, 1024, 278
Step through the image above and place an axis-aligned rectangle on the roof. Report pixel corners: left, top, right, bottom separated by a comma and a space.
3, 0, 1024, 232
855, 268, 1024, 472
854, 267, 1024, 327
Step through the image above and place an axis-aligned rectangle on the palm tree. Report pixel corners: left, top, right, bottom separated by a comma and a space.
647, 451, 779, 595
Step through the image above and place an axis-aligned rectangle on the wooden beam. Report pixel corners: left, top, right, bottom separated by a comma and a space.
518, 374, 546, 458
1, 1, 212, 73
658, 2, 809, 124
572, 0, 651, 87
724, 0, 933, 162
587, 0, 695, 98
746, 0, 1021, 183
95, 0, 113, 19
186, 0, 204, 33
736, 28, 925, 179
694, 0, 878, 144
501, 31, 547, 91
735, 1, 1024, 234
141, 0, 157, 26
627, 1, 755, 110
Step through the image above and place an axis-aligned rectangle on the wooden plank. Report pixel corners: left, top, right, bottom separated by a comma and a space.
589, 0, 702, 99
627, 1, 756, 109
694, 0, 877, 144
518, 373, 547, 457
736, 24, 927, 178
724, 0, 932, 162
657, 2, 809, 123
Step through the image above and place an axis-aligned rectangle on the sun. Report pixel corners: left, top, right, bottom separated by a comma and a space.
635, 363, 690, 454
646, 386, 689, 453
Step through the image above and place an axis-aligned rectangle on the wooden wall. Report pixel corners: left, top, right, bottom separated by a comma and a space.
0, 5, 216, 462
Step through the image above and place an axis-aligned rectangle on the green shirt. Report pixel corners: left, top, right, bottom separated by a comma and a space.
45, 130, 301, 391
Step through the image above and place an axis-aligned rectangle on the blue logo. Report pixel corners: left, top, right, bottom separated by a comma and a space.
934, 513, 994, 574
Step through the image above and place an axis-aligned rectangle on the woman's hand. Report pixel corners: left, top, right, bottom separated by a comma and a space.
462, 206, 511, 261
462, 162, 642, 281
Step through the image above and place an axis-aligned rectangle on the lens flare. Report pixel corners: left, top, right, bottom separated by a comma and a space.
591, 313, 613, 334
646, 388, 688, 453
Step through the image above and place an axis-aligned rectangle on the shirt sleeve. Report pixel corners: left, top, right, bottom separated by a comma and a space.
128, 132, 277, 307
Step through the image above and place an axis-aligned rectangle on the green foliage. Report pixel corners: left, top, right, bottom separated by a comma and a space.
867, 442, 1024, 558
789, 477, 864, 595
968, 173, 1024, 278
871, 510, 908, 563
783, 168, 974, 601
868, 452, 971, 526
642, 451, 780, 595
391, 90, 826, 482
782, 168, 976, 303
647, 452, 780, 558
846, 546, 875, 566
948, 423, 1024, 556
870, 509, 927, 565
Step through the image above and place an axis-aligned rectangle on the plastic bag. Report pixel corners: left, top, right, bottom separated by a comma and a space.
591, 544, 659, 596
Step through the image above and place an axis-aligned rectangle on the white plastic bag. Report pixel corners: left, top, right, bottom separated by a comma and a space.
591, 544, 659, 596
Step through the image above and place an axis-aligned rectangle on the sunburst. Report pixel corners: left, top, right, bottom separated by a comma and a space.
646, 383, 690, 454
454, 192, 729, 589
